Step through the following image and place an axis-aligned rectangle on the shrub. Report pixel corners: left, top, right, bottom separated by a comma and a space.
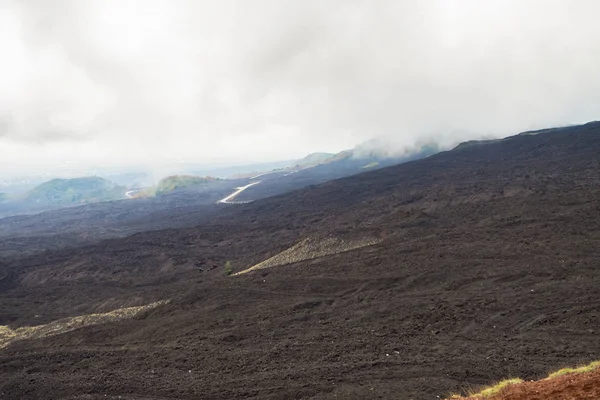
224, 261, 234, 276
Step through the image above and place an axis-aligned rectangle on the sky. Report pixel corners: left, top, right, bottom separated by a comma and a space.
1, 0, 599, 175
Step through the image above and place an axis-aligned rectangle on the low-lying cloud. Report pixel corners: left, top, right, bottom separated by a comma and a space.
1, 0, 600, 174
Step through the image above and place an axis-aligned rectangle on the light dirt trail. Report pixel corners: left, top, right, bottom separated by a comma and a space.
125, 190, 142, 199
249, 171, 278, 179
217, 181, 261, 204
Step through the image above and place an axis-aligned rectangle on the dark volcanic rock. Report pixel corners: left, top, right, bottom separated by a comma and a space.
0, 122, 599, 399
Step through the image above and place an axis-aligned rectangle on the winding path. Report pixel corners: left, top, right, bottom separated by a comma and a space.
125, 189, 142, 199
217, 181, 261, 204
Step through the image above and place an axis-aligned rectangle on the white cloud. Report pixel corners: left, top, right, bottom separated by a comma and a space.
1, 0, 599, 174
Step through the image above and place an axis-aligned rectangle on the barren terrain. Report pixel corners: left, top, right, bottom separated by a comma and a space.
0, 122, 599, 399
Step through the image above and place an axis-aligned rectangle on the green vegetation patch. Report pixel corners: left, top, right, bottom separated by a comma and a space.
155, 175, 221, 195
224, 260, 234, 276
26, 177, 125, 205
295, 152, 336, 167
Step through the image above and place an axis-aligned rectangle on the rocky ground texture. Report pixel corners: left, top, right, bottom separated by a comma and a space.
0, 122, 599, 399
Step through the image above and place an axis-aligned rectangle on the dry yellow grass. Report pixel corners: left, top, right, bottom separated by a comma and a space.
467, 378, 523, 398
448, 360, 600, 399
546, 360, 600, 379
0, 300, 167, 350
233, 236, 382, 276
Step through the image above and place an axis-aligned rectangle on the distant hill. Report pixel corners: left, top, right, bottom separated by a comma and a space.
286, 140, 440, 175
2, 121, 599, 399
154, 175, 222, 196
183, 160, 293, 179
352, 137, 441, 160
231, 141, 442, 202
26, 177, 125, 205
294, 152, 336, 167
300, 140, 441, 174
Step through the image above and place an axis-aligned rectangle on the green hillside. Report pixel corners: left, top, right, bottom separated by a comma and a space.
295, 152, 336, 166
155, 175, 221, 195
26, 177, 125, 205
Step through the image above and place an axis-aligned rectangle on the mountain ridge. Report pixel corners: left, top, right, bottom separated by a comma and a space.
0, 121, 599, 399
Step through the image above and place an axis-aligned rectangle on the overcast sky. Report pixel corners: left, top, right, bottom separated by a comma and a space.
1, 0, 599, 175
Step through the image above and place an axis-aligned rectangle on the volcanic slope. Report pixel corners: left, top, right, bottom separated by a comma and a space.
1, 122, 600, 399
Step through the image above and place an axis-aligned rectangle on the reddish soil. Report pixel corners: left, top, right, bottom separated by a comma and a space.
0, 122, 599, 399
454, 369, 600, 399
